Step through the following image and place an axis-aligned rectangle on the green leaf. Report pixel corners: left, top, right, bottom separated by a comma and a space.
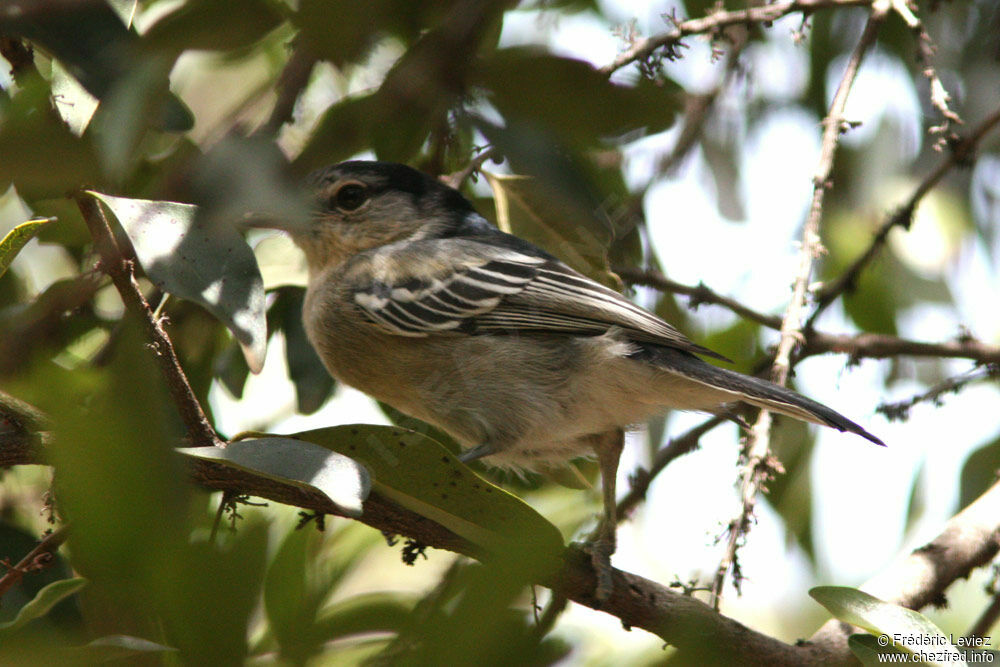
810, 586, 965, 664
178, 437, 371, 518
848, 634, 911, 666
86, 191, 268, 373
0, 77, 100, 200
476, 48, 682, 146
1, 0, 192, 131
263, 527, 324, 661
272, 288, 335, 414
142, 0, 282, 54
290, 425, 565, 574
959, 435, 1000, 511
313, 592, 417, 641
0, 577, 88, 637
0, 217, 55, 279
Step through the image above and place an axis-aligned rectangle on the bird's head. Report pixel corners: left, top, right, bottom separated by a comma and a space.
291, 160, 477, 274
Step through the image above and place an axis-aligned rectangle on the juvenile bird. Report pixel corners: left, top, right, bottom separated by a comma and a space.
290, 160, 883, 594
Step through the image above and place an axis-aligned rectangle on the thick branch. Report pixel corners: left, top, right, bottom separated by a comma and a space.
801, 332, 1000, 364
810, 476, 1000, 657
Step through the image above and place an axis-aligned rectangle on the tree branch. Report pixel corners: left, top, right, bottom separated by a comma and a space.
615, 266, 783, 329
0, 524, 70, 602
75, 195, 220, 449
599, 0, 871, 77
801, 331, 1000, 365
810, 475, 1000, 657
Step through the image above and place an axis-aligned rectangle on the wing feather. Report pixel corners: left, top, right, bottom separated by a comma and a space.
349, 242, 726, 359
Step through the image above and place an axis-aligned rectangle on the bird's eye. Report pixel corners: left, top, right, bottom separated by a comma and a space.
331, 183, 369, 211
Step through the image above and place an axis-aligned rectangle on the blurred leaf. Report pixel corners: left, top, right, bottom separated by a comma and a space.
0, 217, 55, 278
87, 191, 268, 373
959, 435, 1000, 511
290, 425, 565, 573
155, 522, 269, 664
701, 135, 746, 221
67, 635, 177, 661
1, 0, 192, 131
313, 592, 417, 641
293, 94, 379, 176
178, 437, 371, 517
810, 587, 964, 664
263, 526, 326, 662
476, 48, 682, 146
0, 77, 100, 200
378, 561, 571, 666
0, 578, 87, 637
142, 0, 282, 53
293, 0, 453, 66
823, 209, 952, 335
27, 321, 192, 647
767, 418, 817, 561
89, 55, 178, 183
271, 288, 335, 414
482, 171, 619, 287
214, 338, 251, 400
191, 136, 311, 234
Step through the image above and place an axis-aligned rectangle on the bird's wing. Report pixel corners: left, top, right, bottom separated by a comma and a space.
348, 240, 727, 360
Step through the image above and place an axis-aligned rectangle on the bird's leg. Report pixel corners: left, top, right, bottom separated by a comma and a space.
458, 442, 498, 463
588, 428, 624, 603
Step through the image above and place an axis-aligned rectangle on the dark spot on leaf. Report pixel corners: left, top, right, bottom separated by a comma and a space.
441, 493, 448, 499
441, 456, 450, 464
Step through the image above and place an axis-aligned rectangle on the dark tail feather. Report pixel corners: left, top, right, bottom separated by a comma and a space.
647, 347, 886, 446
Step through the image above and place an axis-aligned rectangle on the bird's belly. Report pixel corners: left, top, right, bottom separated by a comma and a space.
305, 305, 650, 466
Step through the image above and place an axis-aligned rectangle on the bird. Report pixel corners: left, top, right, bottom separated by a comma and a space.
287, 159, 884, 597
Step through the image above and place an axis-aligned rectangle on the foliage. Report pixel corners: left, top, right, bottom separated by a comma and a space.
1, 0, 999, 664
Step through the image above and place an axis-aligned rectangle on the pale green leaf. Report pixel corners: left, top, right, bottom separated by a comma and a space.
177, 437, 371, 517
0, 577, 87, 636
290, 425, 565, 575
810, 586, 966, 665
0, 217, 55, 279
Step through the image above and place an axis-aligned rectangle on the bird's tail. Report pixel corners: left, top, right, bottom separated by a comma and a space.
645, 347, 885, 446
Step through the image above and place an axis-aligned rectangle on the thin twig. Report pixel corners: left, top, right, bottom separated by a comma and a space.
876, 364, 1000, 421
75, 195, 220, 449
615, 266, 782, 329
710, 1, 890, 609
808, 104, 1000, 326
443, 147, 500, 190
600, 0, 870, 77
0, 524, 70, 602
